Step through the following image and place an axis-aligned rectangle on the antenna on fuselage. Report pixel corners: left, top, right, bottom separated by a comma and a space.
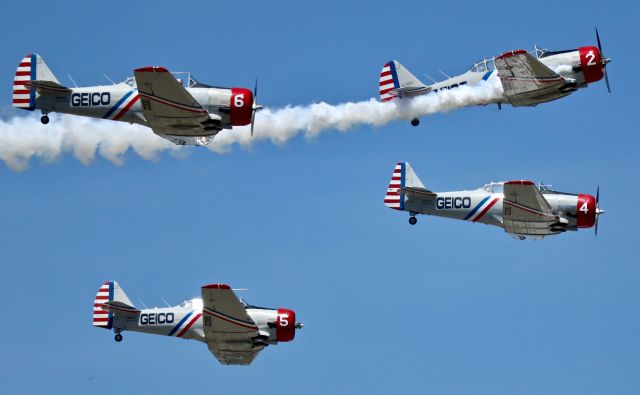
438, 70, 452, 79
423, 74, 438, 84
160, 297, 171, 307
103, 74, 116, 85
67, 74, 78, 88
138, 298, 149, 309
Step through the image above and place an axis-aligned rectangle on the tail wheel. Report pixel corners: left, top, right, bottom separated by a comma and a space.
409, 216, 417, 225
40, 115, 49, 125
114, 333, 123, 342
410, 118, 420, 127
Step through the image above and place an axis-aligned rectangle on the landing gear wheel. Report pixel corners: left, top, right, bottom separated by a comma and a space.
114, 333, 123, 342
40, 115, 49, 125
410, 118, 419, 127
409, 216, 417, 225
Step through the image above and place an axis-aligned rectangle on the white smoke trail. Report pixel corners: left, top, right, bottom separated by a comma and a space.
0, 78, 503, 171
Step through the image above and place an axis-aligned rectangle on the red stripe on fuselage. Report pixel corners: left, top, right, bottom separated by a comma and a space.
473, 198, 499, 222
113, 95, 140, 120
177, 313, 202, 337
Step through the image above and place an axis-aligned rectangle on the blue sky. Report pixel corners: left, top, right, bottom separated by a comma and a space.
1, 1, 639, 394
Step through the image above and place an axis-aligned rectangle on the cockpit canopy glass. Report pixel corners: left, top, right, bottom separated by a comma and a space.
470, 58, 495, 73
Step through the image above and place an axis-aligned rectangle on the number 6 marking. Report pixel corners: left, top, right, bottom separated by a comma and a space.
234, 93, 245, 107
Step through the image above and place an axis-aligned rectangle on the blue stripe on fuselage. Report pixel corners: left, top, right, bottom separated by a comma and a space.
482, 71, 493, 81
103, 89, 135, 119
463, 196, 490, 220
168, 311, 193, 336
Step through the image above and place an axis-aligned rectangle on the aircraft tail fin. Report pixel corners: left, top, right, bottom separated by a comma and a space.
13, 53, 62, 111
384, 162, 428, 210
379, 60, 429, 102
93, 281, 136, 329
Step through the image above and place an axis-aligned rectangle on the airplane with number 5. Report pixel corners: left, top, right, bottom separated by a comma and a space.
384, 162, 604, 240
12, 54, 261, 146
379, 29, 611, 126
93, 281, 303, 365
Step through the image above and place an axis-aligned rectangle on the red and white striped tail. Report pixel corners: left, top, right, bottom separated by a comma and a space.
384, 162, 405, 210
13, 54, 35, 110
93, 281, 113, 329
379, 61, 399, 102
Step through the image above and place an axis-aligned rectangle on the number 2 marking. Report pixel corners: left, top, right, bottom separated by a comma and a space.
585, 50, 596, 66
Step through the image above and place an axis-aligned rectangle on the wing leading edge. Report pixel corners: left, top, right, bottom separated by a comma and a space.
495, 50, 568, 106
134, 66, 220, 139
200, 284, 263, 366
503, 180, 559, 237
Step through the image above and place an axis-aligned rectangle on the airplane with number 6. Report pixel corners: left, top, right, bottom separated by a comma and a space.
12, 54, 261, 146
384, 162, 604, 240
93, 281, 303, 365
379, 29, 611, 126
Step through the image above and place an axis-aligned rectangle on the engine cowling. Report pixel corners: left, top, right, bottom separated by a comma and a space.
276, 308, 296, 342
578, 46, 604, 83
576, 193, 596, 228
230, 87, 253, 126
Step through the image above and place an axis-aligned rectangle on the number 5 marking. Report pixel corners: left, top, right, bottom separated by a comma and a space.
278, 313, 289, 327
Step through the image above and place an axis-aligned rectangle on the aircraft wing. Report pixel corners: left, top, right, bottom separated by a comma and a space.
495, 50, 567, 105
503, 180, 559, 236
200, 284, 263, 366
134, 66, 220, 136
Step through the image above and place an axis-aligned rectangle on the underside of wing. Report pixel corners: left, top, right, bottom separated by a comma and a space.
495, 50, 567, 106
200, 284, 262, 366
503, 180, 559, 236
134, 66, 220, 137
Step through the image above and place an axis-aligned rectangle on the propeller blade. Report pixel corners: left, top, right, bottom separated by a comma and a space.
251, 78, 258, 137
604, 69, 611, 94
596, 27, 602, 52
595, 185, 600, 237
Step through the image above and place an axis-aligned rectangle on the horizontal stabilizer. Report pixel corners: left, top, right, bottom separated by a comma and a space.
100, 301, 141, 315
390, 86, 432, 97
400, 186, 436, 197
24, 80, 71, 93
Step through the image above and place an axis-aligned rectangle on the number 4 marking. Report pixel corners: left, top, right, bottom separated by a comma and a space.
580, 201, 589, 214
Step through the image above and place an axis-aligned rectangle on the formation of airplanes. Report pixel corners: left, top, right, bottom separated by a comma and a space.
10, 31, 610, 364
93, 281, 302, 365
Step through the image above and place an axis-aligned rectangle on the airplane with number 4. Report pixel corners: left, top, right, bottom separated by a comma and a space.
384, 162, 604, 240
93, 281, 303, 365
12, 54, 261, 146
379, 29, 611, 126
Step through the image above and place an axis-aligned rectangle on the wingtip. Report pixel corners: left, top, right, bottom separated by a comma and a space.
202, 284, 231, 289
135, 66, 169, 73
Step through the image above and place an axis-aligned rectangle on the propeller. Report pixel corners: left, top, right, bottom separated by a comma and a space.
595, 185, 604, 236
250, 78, 262, 136
595, 28, 612, 94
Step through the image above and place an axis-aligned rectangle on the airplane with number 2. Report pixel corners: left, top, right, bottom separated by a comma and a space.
93, 281, 303, 365
384, 162, 604, 240
12, 54, 261, 146
379, 29, 611, 126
